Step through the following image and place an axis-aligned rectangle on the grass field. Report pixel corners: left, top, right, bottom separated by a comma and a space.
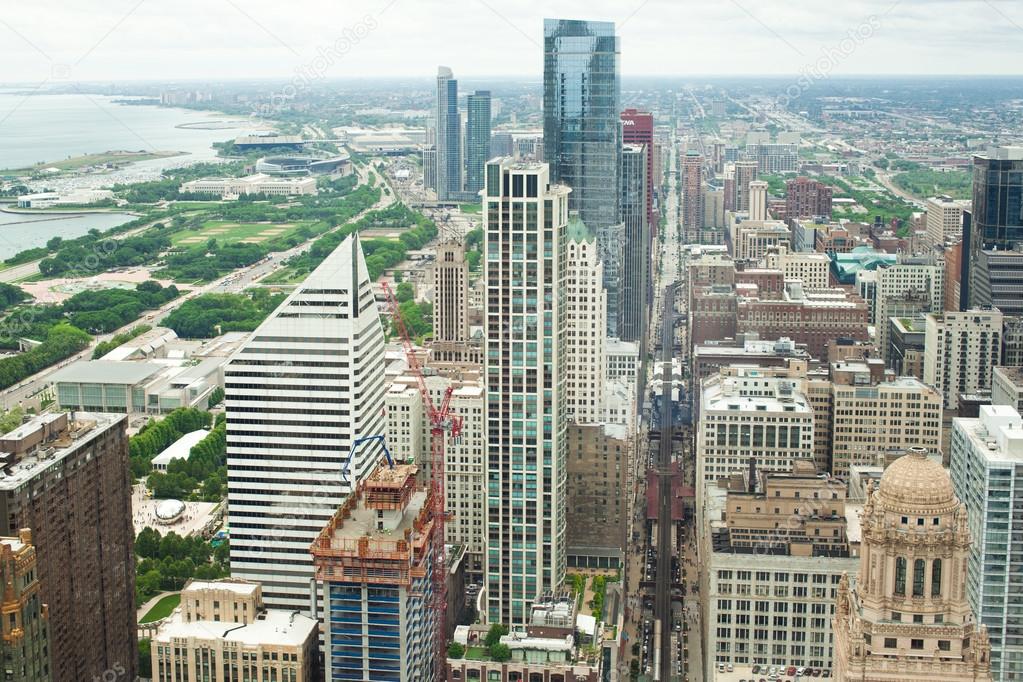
139, 593, 181, 623
459, 203, 482, 214
171, 221, 303, 247
2, 150, 184, 174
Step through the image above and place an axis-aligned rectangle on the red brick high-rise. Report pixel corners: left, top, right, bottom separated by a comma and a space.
785, 176, 833, 221
621, 109, 656, 228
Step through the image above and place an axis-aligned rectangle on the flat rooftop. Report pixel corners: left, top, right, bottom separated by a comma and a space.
157, 609, 316, 647
185, 579, 258, 596
0, 412, 123, 488
50, 359, 163, 385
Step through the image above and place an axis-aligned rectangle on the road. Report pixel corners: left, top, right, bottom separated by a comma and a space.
655, 281, 677, 682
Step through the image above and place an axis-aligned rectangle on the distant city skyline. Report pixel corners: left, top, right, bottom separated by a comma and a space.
3, 0, 1023, 83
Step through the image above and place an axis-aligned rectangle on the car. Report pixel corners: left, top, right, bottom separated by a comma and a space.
814, 669, 823, 677
769, 668, 777, 676
787, 667, 797, 676
751, 664, 760, 673
797, 667, 806, 676
726, 663, 734, 672
821, 671, 830, 678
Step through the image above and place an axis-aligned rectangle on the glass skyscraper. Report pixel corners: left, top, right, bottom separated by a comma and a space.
620, 143, 649, 343
435, 66, 461, 201
465, 90, 492, 196
543, 18, 621, 335
966, 146, 1023, 315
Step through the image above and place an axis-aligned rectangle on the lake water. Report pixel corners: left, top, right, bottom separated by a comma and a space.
0, 209, 134, 260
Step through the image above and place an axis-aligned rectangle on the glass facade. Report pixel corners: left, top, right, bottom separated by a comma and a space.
543, 18, 621, 334
967, 150, 1023, 313
620, 144, 649, 342
436, 67, 462, 201
465, 90, 492, 196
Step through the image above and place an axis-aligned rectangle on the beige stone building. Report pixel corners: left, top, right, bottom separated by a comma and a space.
925, 196, 965, 246
150, 579, 318, 682
832, 448, 992, 681
433, 239, 470, 344
924, 309, 1003, 411
765, 245, 831, 290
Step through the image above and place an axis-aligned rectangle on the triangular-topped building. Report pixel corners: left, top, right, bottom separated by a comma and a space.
226, 233, 387, 614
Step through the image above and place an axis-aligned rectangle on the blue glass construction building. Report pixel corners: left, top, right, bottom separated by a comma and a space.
465, 90, 492, 196
543, 18, 622, 334
435, 66, 462, 201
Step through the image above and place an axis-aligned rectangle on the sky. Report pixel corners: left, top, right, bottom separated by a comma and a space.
2, 0, 1023, 84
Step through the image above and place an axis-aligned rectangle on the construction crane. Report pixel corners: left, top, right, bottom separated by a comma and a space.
380, 281, 462, 682
340, 434, 395, 485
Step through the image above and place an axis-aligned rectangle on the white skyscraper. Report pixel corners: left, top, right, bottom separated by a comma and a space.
564, 214, 606, 425
226, 233, 388, 614
484, 158, 570, 625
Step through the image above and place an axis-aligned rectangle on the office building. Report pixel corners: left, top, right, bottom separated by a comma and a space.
950, 405, 1023, 681
730, 219, 790, 262
226, 234, 388, 613
752, 143, 798, 173
967, 147, 1023, 313
621, 108, 656, 227
465, 90, 492, 196
150, 579, 318, 682
544, 18, 622, 329
484, 159, 570, 625
490, 132, 514, 158
704, 461, 860, 672
871, 259, 945, 360
923, 309, 1003, 411
311, 464, 436, 682
566, 422, 630, 569
764, 246, 831, 290
749, 180, 768, 221
620, 143, 650, 342
422, 146, 437, 190
888, 316, 927, 380
927, 195, 966, 246
696, 371, 814, 487
992, 366, 1023, 413
831, 370, 943, 478
785, 177, 833, 221
0, 413, 135, 682
0, 529, 50, 682
434, 239, 470, 344
436, 66, 462, 200
682, 152, 705, 243
732, 160, 758, 213
564, 215, 606, 424
606, 337, 640, 383
833, 448, 993, 682
704, 187, 726, 231
1002, 316, 1023, 366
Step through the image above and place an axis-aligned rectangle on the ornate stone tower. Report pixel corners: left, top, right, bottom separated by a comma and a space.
832, 447, 991, 681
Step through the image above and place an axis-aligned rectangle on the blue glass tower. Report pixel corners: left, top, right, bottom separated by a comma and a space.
465, 90, 492, 196
436, 66, 462, 201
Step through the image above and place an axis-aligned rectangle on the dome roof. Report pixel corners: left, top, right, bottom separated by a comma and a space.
878, 447, 956, 512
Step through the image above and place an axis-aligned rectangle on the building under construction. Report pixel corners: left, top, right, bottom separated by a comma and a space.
311, 463, 437, 681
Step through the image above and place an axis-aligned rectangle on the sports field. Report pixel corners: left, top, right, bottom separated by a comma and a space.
171, 221, 301, 246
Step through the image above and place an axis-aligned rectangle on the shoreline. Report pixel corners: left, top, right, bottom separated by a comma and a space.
0, 205, 140, 217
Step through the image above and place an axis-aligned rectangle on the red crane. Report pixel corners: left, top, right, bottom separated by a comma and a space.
381, 282, 462, 682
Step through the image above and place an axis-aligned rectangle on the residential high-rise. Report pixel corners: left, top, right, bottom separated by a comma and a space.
832, 447, 993, 682
465, 90, 492, 196
950, 405, 1023, 681
926, 195, 965, 246
870, 259, 945, 362
564, 214, 606, 424
0, 529, 50, 682
566, 423, 630, 570
966, 147, 1023, 314
226, 233, 388, 614
435, 66, 462, 201
150, 579, 318, 682
748, 179, 768, 221
422, 145, 437, 190
544, 18, 621, 332
484, 159, 570, 625
311, 464, 436, 682
0, 412, 136, 682
434, 239, 469, 344
923, 309, 1003, 411
620, 108, 656, 227
620, 143, 650, 342
732, 160, 758, 213
785, 176, 833, 221
490, 131, 514, 158
681, 152, 704, 243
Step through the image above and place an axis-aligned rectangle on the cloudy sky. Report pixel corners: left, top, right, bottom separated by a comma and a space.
2, 0, 1022, 83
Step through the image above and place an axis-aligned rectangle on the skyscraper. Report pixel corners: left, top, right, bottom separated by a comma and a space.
0, 530, 50, 682
621, 108, 656, 228
484, 159, 570, 625
732, 160, 758, 213
966, 147, 1023, 315
544, 18, 621, 334
681, 152, 704, 244
0, 412, 136, 682
950, 405, 1023, 681
832, 448, 993, 682
435, 66, 462, 201
620, 143, 650, 342
226, 233, 388, 615
465, 90, 492, 196
433, 239, 469, 344
564, 214, 606, 424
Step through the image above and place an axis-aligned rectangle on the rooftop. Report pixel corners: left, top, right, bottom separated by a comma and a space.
995, 365, 1023, 386
184, 579, 259, 596
0, 412, 123, 488
152, 429, 209, 466
155, 609, 317, 648
50, 359, 164, 385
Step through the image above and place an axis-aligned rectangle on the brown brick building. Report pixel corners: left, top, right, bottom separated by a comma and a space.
0, 413, 136, 682
785, 176, 833, 221
565, 423, 630, 569
689, 286, 738, 346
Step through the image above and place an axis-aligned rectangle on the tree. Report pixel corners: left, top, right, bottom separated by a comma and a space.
396, 281, 414, 303
489, 643, 511, 662
138, 639, 152, 678
484, 623, 508, 648
135, 527, 161, 558
447, 642, 465, 659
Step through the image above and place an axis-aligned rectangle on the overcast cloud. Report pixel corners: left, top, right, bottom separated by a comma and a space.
2, 0, 1022, 83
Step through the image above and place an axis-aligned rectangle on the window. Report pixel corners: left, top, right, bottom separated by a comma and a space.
884, 638, 897, 649
911, 639, 924, 650
913, 559, 926, 597
891, 612, 901, 622
931, 559, 942, 597
938, 640, 950, 651
894, 557, 907, 596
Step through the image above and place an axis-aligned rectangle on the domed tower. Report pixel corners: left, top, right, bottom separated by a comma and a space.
832, 447, 991, 681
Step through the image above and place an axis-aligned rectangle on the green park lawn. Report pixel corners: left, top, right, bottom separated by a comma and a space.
170, 220, 305, 247
139, 593, 181, 623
